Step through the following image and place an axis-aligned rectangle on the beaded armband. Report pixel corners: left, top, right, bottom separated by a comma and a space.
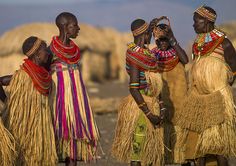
138, 102, 147, 108
129, 82, 140, 89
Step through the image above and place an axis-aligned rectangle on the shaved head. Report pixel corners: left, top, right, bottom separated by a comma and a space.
55, 12, 77, 30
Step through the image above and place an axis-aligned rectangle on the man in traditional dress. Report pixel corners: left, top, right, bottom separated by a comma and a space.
176, 5, 236, 166
3, 36, 57, 166
48, 12, 99, 166
112, 18, 165, 166
151, 18, 189, 165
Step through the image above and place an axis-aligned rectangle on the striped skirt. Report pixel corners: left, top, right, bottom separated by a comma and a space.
50, 62, 99, 162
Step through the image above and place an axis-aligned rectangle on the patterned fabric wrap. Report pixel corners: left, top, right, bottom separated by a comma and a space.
50, 42, 99, 161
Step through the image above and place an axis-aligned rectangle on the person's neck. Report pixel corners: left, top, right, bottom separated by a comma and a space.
134, 37, 145, 48
203, 24, 215, 34
58, 32, 70, 46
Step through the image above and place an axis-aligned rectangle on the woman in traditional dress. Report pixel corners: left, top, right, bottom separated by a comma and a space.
176, 6, 236, 166
49, 12, 99, 166
112, 18, 165, 166
3, 36, 57, 166
150, 18, 189, 165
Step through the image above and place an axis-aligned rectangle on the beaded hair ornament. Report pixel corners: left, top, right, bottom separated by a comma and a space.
132, 22, 149, 36
153, 17, 170, 40
26, 38, 42, 57
195, 5, 217, 22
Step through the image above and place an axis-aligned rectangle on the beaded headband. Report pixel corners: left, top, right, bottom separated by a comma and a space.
26, 38, 42, 57
132, 22, 149, 37
195, 5, 217, 22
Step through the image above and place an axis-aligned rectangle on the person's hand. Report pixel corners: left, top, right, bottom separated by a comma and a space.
146, 112, 162, 126
0, 75, 12, 86
149, 16, 168, 32
165, 25, 175, 39
160, 107, 166, 121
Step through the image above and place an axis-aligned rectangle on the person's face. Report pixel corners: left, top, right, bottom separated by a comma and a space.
36, 43, 49, 66
66, 18, 80, 39
193, 13, 207, 34
156, 37, 170, 51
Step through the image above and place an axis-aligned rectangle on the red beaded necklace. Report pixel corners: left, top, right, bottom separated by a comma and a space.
50, 36, 81, 64
21, 59, 51, 96
152, 47, 179, 72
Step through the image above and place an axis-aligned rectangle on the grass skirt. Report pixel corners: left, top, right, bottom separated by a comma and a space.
112, 72, 165, 166
0, 100, 16, 166
176, 53, 236, 159
50, 62, 99, 162
4, 69, 57, 166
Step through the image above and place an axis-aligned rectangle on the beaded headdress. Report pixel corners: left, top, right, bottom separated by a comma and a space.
132, 22, 149, 37
195, 5, 217, 23
26, 38, 42, 57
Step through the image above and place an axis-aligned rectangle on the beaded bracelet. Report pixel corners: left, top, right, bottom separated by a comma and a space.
129, 82, 140, 89
159, 101, 164, 104
138, 102, 147, 108
161, 107, 167, 111
145, 111, 151, 116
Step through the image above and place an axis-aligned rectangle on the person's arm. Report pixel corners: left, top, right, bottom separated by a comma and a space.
129, 65, 162, 126
0, 75, 12, 86
0, 85, 6, 102
167, 27, 189, 64
222, 38, 236, 84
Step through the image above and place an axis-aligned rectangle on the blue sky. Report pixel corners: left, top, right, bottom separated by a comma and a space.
0, 0, 235, 47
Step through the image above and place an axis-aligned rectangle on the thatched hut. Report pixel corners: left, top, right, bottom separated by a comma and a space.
0, 22, 132, 83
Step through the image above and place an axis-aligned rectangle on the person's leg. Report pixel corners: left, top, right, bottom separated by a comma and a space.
131, 161, 141, 166
181, 161, 192, 166
65, 157, 70, 166
197, 157, 206, 166
216, 155, 228, 166
71, 159, 77, 166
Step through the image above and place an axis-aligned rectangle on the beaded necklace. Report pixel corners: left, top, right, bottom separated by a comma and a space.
127, 42, 154, 57
50, 36, 81, 64
193, 29, 225, 58
21, 59, 51, 96
152, 47, 176, 61
126, 42, 157, 72
152, 47, 179, 72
